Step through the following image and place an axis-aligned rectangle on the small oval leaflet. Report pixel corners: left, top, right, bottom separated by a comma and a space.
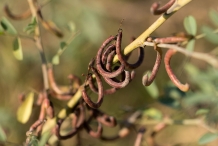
201, 26, 218, 45
0, 17, 17, 35
209, 9, 218, 26
13, 37, 23, 60
198, 132, 218, 145
184, 15, 197, 36
17, 92, 34, 124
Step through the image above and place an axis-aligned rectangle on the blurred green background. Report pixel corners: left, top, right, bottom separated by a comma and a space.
0, 0, 218, 145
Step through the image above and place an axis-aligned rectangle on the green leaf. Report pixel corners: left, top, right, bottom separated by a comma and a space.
0, 125, 6, 141
184, 16, 197, 35
144, 72, 159, 98
13, 37, 23, 60
23, 17, 37, 34
60, 42, 67, 50
201, 26, 218, 44
186, 39, 195, 52
209, 9, 218, 26
0, 17, 17, 34
142, 108, 162, 120
52, 55, 59, 65
17, 92, 34, 124
195, 109, 209, 116
199, 132, 218, 145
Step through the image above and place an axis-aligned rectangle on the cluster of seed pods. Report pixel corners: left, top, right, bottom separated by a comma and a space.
81, 29, 145, 109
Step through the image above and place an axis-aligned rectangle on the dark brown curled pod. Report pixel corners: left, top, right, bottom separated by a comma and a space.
116, 30, 144, 69
164, 49, 189, 92
82, 67, 104, 109
55, 118, 78, 140
101, 44, 116, 65
4, 4, 31, 20
150, 0, 176, 15
153, 36, 187, 44
88, 76, 117, 95
96, 36, 125, 78
142, 46, 162, 86
103, 70, 131, 88
96, 115, 117, 127
83, 122, 103, 138
106, 50, 116, 71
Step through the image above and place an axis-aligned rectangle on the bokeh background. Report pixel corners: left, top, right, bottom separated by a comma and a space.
0, 0, 218, 145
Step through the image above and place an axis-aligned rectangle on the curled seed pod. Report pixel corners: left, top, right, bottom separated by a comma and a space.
106, 50, 116, 71
96, 36, 125, 78
4, 4, 31, 20
130, 70, 136, 81
47, 64, 64, 95
116, 30, 144, 69
164, 49, 189, 92
101, 44, 116, 65
153, 36, 188, 44
134, 127, 146, 146
88, 76, 117, 95
82, 67, 104, 109
29, 119, 46, 132
96, 115, 117, 127
142, 46, 162, 86
150, 0, 176, 15
55, 104, 85, 140
55, 118, 77, 140
103, 70, 131, 88
84, 122, 103, 138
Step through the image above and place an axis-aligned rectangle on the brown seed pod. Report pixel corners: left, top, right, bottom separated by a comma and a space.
153, 36, 187, 44
55, 104, 85, 140
84, 121, 103, 138
150, 0, 176, 15
82, 67, 104, 109
116, 30, 144, 69
96, 114, 117, 127
106, 50, 116, 71
101, 44, 116, 65
142, 46, 162, 86
103, 70, 131, 88
96, 36, 125, 78
4, 4, 31, 20
88, 75, 117, 95
164, 49, 189, 92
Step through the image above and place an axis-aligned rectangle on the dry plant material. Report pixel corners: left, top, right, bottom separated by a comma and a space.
142, 46, 162, 86
116, 30, 144, 69
4, 4, 31, 20
164, 49, 189, 92
150, 0, 176, 15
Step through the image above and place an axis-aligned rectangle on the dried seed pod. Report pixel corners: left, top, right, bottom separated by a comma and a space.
4, 4, 31, 20
96, 115, 117, 127
103, 70, 131, 88
106, 50, 116, 71
142, 46, 162, 86
82, 67, 104, 109
153, 36, 187, 44
116, 30, 144, 69
101, 44, 116, 65
55, 104, 85, 140
84, 122, 103, 138
164, 49, 189, 92
150, 0, 176, 15
96, 36, 125, 78
134, 127, 146, 146
88, 75, 117, 95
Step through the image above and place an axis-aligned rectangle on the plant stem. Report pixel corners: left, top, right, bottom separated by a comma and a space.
113, 0, 193, 63
27, 0, 49, 90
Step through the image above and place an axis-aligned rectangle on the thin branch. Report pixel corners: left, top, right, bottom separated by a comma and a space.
143, 41, 218, 68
